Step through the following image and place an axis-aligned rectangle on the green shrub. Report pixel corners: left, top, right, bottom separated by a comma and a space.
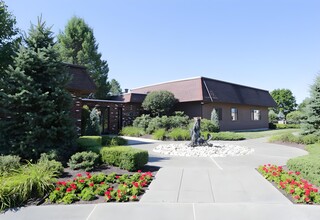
120, 126, 145, 137
68, 151, 100, 171
269, 132, 299, 143
287, 155, 320, 187
168, 128, 190, 140
146, 116, 167, 134
101, 135, 112, 145
169, 112, 190, 129
301, 134, 319, 145
132, 114, 152, 131
152, 129, 166, 140
100, 146, 148, 171
110, 137, 128, 146
203, 132, 245, 141
276, 124, 300, 129
77, 136, 102, 150
0, 162, 57, 211
201, 119, 219, 132
38, 153, 64, 175
0, 155, 21, 175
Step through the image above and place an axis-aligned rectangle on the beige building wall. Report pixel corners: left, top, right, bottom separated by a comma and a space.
202, 103, 269, 131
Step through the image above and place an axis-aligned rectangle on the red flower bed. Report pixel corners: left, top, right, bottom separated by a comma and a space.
258, 164, 320, 204
49, 171, 153, 204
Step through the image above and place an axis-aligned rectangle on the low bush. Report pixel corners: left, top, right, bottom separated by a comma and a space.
0, 162, 58, 211
269, 123, 276, 129
132, 114, 152, 131
101, 136, 111, 145
38, 153, 64, 175
211, 132, 245, 141
168, 128, 190, 140
77, 136, 102, 150
152, 129, 166, 140
110, 137, 128, 146
269, 133, 319, 145
276, 124, 300, 129
201, 119, 219, 132
100, 146, 148, 171
0, 155, 21, 175
68, 151, 100, 171
120, 126, 145, 137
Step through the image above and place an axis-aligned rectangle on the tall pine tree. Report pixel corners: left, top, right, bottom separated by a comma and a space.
57, 16, 110, 99
0, 18, 75, 160
301, 74, 320, 135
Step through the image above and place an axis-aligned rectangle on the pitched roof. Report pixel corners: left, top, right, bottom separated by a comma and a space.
65, 63, 96, 94
130, 76, 276, 107
109, 93, 146, 103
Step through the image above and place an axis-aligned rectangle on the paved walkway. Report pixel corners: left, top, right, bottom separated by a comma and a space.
2, 137, 320, 220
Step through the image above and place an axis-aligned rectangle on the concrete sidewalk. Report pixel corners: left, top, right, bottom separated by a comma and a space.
1, 137, 320, 220
1, 203, 320, 220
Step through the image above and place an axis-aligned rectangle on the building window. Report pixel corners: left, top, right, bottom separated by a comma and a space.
231, 108, 238, 121
251, 109, 261, 120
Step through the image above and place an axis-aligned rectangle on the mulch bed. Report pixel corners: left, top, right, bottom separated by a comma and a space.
272, 141, 306, 151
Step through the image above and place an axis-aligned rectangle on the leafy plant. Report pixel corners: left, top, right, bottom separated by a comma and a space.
68, 151, 100, 171
152, 129, 166, 140
80, 188, 96, 201
120, 126, 145, 137
168, 128, 190, 140
38, 153, 64, 175
142, 90, 177, 116
110, 137, 128, 146
0, 155, 21, 175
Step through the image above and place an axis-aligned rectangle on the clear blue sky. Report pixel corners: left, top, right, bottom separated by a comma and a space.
5, 0, 320, 104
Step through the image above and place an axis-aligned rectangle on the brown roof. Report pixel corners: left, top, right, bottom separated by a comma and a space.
65, 63, 96, 94
110, 93, 146, 103
131, 76, 276, 107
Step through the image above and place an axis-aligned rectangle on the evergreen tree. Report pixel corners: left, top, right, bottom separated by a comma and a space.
0, 18, 75, 160
210, 108, 220, 131
109, 79, 122, 96
57, 16, 110, 99
301, 75, 320, 135
85, 107, 101, 135
0, 0, 20, 72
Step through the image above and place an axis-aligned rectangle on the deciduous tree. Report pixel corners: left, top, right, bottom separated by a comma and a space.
142, 91, 177, 116
270, 89, 297, 115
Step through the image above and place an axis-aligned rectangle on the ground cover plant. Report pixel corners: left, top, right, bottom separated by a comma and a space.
49, 171, 153, 204
258, 164, 320, 204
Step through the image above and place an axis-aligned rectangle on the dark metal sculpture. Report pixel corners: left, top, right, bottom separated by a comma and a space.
189, 118, 213, 147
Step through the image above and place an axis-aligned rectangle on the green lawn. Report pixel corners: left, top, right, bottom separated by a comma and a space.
234, 129, 300, 139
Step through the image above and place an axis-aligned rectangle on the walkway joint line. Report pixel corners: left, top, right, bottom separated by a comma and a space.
207, 170, 216, 202
192, 203, 197, 220
86, 204, 97, 220
210, 157, 223, 170
176, 169, 184, 202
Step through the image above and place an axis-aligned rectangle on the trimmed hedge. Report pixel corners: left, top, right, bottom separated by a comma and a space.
100, 146, 148, 171
77, 136, 102, 149
276, 124, 300, 129
77, 136, 128, 152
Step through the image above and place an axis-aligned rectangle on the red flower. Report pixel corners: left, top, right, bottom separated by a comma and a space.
305, 190, 310, 196
79, 179, 85, 183
294, 195, 300, 200
100, 182, 105, 185
55, 187, 60, 191
132, 182, 139, 188
313, 188, 318, 193
116, 176, 120, 179
289, 189, 295, 194
89, 182, 94, 187
105, 191, 110, 196
77, 173, 82, 177
305, 197, 310, 202
66, 188, 72, 192
295, 171, 300, 175
70, 183, 77, 190
108, 187, 113, 191
137, 170, 142, 173
140, 176, 145, 181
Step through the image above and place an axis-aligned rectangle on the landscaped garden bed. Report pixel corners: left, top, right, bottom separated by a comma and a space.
48, 169, 154, 204
258, 164, 320, 204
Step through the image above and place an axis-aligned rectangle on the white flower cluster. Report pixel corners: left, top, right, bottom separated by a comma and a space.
153, 142, 254, 157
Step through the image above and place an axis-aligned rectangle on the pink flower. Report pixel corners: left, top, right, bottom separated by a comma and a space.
79, 179, 85, 183
137, 170, 142, 173
77, 173, 82, 177
289, 189, 295, 194
295, 171, 300, 175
